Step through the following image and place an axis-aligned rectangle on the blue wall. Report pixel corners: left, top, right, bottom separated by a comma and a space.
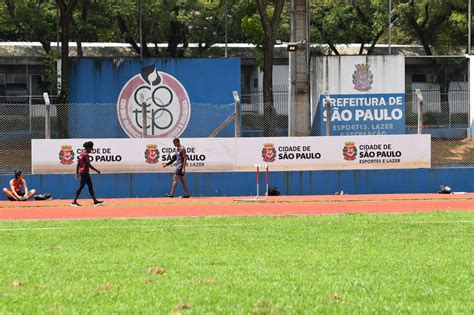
68, 58, 241, 138
2, 168, 472, 200
312, 93, 406, 136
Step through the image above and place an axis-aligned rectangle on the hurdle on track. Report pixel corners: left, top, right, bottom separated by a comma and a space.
234, 164, 269, 202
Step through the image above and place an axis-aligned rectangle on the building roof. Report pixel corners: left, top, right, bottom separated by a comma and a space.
0, 42, 467, 65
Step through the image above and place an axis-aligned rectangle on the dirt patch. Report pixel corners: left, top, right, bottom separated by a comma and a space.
11, 280, 24, 287
171, 301, 192, 314
99, 283, 113, 291
195, 278, 219, 286
330, 293, 342, 302
143, 278, 154, 284
252, 299, 278, 315
148, 267, 166, 275
432, 139, 474, 166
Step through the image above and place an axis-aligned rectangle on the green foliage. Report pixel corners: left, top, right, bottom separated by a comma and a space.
0, 0, 57, 45
395, 0, 467, 54
0, 0, 471, 56
311, 0, 391, 51
0, 3, 18, 40
242, 14, 264, 46
43, 52, 58, 94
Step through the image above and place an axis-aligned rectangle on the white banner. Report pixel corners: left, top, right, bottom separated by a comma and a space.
32, 138, 235, 174
32, 135, 430, 174
235, 135, 431, 171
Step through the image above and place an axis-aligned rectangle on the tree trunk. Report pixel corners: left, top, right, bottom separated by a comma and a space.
117, 14, 152, 57
263, 37, 277, 136
315, 23, 339, 55
256, 0, 284, 137
435, 65, 451, 126
439, 83, 450, 126
167, 18, 181, 58
56, 0, 79, 139
367, 27, 386, 55
430, 62, 451, 126
57, 10, 70, 139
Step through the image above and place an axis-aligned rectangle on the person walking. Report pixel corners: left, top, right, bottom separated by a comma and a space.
163, 138, 190, 198
71, 141, 103, 206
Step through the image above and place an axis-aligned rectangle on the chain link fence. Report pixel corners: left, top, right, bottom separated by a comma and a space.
405, 86, 473, 169
240, 86, 473, 169
0, 101, 236, 174
0, 88, 472, 174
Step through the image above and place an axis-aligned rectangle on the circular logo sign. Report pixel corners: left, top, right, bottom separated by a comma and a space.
117, 65, 191, 138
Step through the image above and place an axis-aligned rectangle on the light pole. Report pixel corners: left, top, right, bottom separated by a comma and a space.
225, 0, 228, 58
56, 7, 60, 57
469, 0, 472, 54
139, 0, 143, 58
388, 0, 392, 55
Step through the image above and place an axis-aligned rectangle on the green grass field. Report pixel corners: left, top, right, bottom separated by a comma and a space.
1, 212, 473, 314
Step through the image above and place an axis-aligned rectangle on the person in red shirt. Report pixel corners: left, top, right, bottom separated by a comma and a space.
2, 170, 36, 201
71, 141, 103, 206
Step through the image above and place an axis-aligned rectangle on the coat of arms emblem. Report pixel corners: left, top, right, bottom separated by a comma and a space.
262, 143, 276, 162
353, 63, 373, 92
59, 145, 74, 165
343, 142, 357, 161
144, 144, 159, 164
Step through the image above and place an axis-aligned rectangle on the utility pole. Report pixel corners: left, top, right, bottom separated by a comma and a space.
288, 0, 310, 136
225, 0, 228, 58
139, 0, 143, 58
469, 0, 472, 54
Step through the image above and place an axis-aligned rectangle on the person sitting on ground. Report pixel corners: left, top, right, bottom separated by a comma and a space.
3, 170, 36, 201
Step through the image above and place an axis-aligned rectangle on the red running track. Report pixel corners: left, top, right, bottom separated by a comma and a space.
1, 194, 473, 221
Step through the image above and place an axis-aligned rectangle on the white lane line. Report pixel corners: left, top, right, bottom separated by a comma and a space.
397, 221, 474, 224
0, 223, 252, 232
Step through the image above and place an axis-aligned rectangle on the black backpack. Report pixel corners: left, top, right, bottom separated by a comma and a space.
268, 187, 280, 196
34, 193, 52, 200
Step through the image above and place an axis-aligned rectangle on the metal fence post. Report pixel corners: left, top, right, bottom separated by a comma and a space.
415, 89, 424, 134
233, 91, 241, 137
325, 91, 331, 136
43, 92, 51, 139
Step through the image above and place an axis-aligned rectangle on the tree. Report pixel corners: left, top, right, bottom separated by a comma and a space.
246, 0, 285, 136
3, 0, 57, 53
56, 0, 79, 138
396, 0, 467, 55
71, 0, 100, 57
396, 0, 467, 125
311, 0, 393, 55
349, 0, 393, 55
98, 0, 230, 58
